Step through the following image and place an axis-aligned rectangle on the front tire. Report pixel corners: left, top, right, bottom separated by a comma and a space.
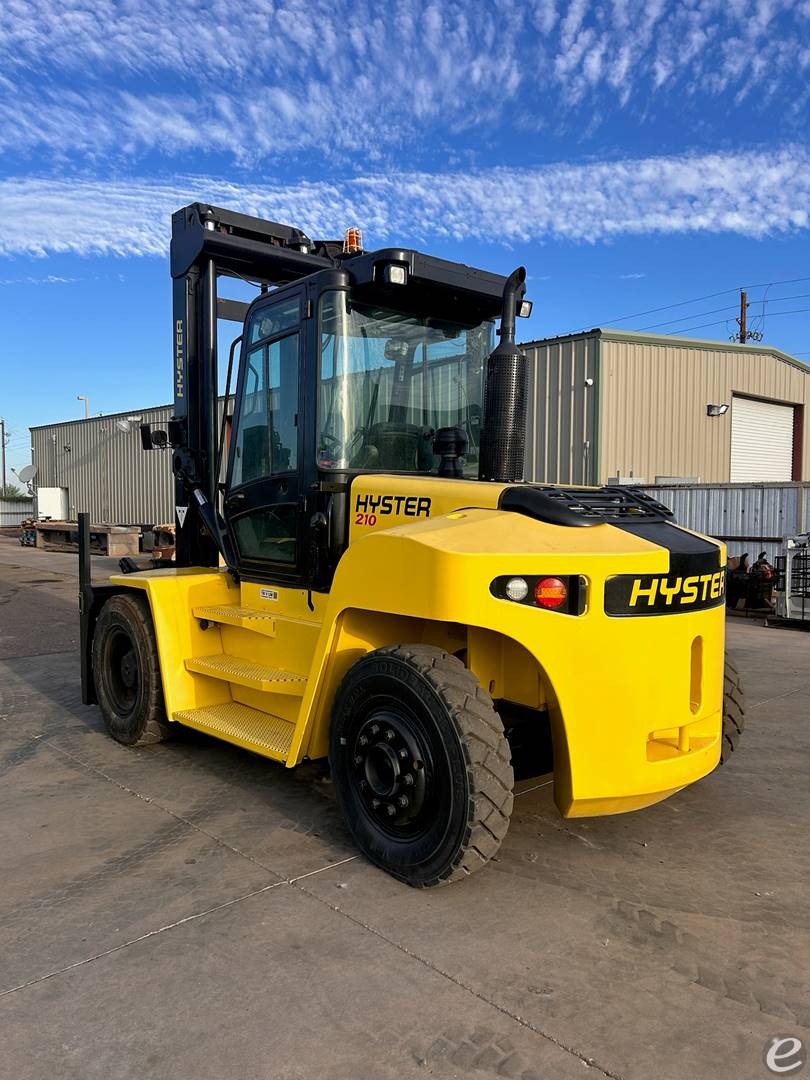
93, 593, 171, 746
720, 654, 746, 763
330, 645, 514, 887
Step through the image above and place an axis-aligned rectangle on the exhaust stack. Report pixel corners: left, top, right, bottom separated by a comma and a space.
478, 266, 528, 483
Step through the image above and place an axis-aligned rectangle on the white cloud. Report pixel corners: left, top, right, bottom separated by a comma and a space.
1, 147, 808, 257
0, 1, 807, 164
620, 273, 646, 279
0, 274, 80, 285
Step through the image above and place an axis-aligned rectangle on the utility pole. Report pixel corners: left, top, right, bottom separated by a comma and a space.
0, 417, 6, 492
731, 289, 763, 344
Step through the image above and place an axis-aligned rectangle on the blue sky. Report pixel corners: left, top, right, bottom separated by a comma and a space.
2, 0, 810, 478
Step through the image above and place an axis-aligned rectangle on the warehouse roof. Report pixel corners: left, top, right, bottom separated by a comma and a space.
29, 403, 172, 432
520, 328, 809, 373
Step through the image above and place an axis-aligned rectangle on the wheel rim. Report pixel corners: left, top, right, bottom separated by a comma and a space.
104, 628, 139, 716
349, 697, 448, 842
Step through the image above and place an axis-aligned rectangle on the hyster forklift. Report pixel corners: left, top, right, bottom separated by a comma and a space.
80, 203, 745, 887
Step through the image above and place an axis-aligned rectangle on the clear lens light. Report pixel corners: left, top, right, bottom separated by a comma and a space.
505, 577, 529, 601
386, 265, 407, 285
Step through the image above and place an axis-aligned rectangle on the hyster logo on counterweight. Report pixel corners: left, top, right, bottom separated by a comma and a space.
605, 569, 726, 617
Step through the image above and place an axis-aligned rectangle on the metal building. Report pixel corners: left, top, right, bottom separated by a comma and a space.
522, 329, 810, 486
31, 405, 176, 525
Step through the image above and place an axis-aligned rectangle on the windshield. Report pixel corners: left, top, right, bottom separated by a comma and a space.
318, 290, 494, 474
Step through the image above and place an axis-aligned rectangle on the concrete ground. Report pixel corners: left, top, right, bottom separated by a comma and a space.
0, 535, 808, 1080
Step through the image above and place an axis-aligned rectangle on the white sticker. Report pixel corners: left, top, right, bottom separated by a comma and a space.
176, 505, 188, 527
260, 587, 278, 602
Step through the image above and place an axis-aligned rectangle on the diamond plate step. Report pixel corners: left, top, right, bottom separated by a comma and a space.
185, 654, 306, 695
173, 702, 295, 761
192, 604, 276, 636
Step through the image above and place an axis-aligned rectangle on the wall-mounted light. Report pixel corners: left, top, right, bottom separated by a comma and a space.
706, 403, 729, 417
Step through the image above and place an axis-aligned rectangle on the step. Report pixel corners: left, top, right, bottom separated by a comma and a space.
184, 654, 307, 695
173, 702, 295, 761
192, 604, 277, 636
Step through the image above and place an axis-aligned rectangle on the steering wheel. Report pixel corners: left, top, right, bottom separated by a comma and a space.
319, 429, 365, 464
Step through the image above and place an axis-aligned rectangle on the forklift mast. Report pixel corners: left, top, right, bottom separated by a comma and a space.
169, 203, 337, 567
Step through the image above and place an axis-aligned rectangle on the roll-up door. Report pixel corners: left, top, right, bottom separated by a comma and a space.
730, 395, 794, 482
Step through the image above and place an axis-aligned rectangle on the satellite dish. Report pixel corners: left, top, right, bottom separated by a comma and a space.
18, 464, 37, 483
115, 419, 130, 432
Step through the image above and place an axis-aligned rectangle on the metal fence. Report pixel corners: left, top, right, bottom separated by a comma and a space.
0, 498, 33, 529
640, 483, 810, 564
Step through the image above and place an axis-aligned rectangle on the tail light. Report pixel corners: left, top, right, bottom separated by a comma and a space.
534, 576, 567, 609
490, 574, 587, 615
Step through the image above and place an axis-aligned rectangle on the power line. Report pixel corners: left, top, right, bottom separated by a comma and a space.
587, 275, 810, 330
636, 303, 739, 332
633, 292, 810, 334
666, 307, 810, 337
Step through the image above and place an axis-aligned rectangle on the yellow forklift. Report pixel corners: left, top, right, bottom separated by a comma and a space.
80, 203, 745, 886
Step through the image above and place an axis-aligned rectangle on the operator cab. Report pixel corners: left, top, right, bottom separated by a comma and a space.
223, 252, 516, 588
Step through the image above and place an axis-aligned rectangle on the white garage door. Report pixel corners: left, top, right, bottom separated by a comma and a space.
730, 395, 795, 482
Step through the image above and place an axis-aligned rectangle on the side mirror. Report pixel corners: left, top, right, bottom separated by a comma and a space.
139, 423, 169, 450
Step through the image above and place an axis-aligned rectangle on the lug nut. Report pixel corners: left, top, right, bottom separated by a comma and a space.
370, 724, 380, 736
386, 804, 397, 817
398, 748, 409, 759
358, 735, 368, 747
397, 795, 409, 808
402, 774, 414, 786
371, 798, 380, 809
354, 755, 363, 766
385, 729, 395, 741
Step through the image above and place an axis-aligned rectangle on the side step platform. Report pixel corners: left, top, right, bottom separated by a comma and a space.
192, 604, 277, 636
173, 702, 296, 762
185, 654, 307, 695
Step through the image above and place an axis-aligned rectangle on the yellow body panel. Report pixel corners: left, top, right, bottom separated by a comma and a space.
110, 475, 726, 820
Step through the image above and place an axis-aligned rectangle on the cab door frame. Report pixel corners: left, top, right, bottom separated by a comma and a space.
224, 283, 310, 586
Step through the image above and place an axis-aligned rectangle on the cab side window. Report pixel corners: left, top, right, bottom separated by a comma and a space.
231, 331, 300, 487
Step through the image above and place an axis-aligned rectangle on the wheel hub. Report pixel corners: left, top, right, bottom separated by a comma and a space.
120, 650, 138, 689
353, 714, 427, 828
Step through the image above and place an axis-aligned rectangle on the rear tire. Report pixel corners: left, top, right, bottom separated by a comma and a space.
330, 645, 514, 887
93, 593, 171, 746
720, 654, 746, 763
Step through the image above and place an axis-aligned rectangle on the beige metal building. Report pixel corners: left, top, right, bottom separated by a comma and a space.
522, 329, 810, 485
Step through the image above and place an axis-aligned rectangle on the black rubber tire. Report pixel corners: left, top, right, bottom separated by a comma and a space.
330, 644, 514, 887
720, 654, 746, 763
92, 593, 171, 747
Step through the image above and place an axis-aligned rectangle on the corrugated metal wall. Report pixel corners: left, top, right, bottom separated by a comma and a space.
0, 499, 33, 528
641, 483, 810, 564
31, 405, 175, 525
600, 337, 810, 483
30, 397, 236, 525
523, 337, 598, 484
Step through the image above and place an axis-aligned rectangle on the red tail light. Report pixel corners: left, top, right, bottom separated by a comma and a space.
534, 576, 568, 609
